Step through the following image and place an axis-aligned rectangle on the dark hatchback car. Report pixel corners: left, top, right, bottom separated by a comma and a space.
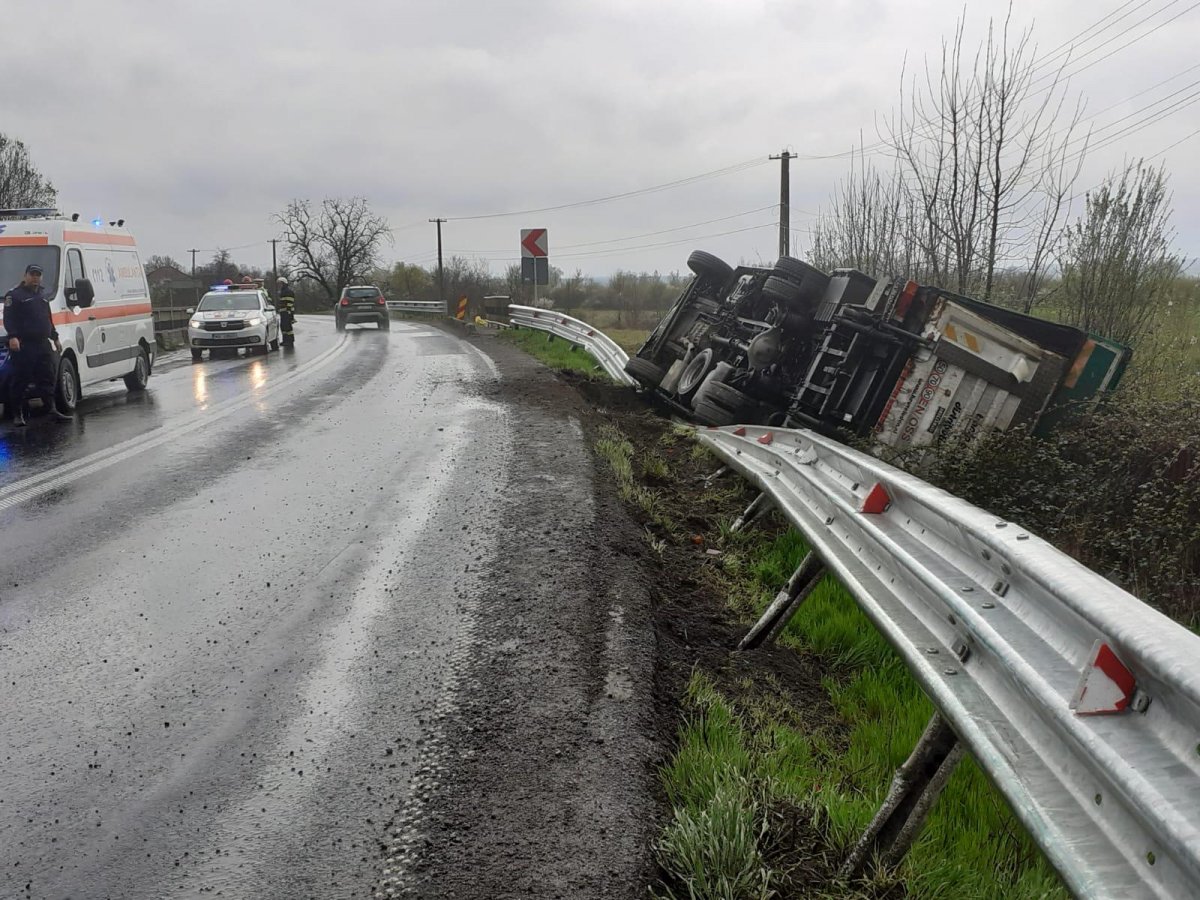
336, 285, 390, 331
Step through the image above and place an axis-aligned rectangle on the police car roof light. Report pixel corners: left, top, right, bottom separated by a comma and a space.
92, 218, 103, 227
209, 284, 231, 291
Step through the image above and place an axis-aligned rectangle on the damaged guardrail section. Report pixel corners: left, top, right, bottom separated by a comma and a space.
508, 305, 637, 387
696, 423, 1200, 900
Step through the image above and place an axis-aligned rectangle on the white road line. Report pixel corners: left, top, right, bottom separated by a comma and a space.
0, 333, 351, 513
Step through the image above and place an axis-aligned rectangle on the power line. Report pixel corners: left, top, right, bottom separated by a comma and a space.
434, 207, 782, 256
441, 157, 771, 221
431, 220, 780, 265
1148, 125, 1200, 159
1029, 0, 1179, 80
1065, 84, 1200, 165
1068, 123, 1200, 201
807, 3, 1183, 164
1079, 61, 1200, 124
1030, 0, 1200, 91
552, 221, 781, 261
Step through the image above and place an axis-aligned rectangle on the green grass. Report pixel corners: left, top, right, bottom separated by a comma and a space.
500, 328, 611, 380
654, 676, 774, 900
594, 424, 674, 529
666, 525, 1068, 899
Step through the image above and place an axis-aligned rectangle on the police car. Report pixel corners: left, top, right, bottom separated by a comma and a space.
188, 283, 280, 360
0, 208, 156, 415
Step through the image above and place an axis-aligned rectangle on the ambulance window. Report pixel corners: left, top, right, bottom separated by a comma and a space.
67, 249, 85, 288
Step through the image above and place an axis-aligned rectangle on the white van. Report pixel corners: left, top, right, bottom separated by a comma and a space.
0, 208, 155, 412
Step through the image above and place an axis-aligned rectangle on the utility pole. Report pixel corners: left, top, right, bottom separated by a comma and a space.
770, 150, 797, 259
429, 218, 447, 314
188, 248, 199, 305
269, 239, 279, 300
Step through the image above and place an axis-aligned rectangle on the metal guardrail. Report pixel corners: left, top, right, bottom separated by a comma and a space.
152, 307, 193, 331
386, 299, 442, 313
507, 305, 636, 386
696, 423, 1200, 899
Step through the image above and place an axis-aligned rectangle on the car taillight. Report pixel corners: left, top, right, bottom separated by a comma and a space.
340, 298, 349, 306
376, 296, 385, 304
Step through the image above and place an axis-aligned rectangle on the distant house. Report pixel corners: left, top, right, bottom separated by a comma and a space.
146, 266, 200, 308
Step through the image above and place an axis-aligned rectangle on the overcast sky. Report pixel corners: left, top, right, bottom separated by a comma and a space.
4, 0, 1198, 280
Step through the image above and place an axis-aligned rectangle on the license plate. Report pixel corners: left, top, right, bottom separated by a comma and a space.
214, 332, 243, 339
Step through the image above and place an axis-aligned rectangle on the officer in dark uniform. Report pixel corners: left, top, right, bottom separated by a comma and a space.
277, 276, 296, 347
3, 263, 72, 426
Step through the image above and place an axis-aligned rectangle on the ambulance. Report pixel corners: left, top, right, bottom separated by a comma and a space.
0, 208, 155, 413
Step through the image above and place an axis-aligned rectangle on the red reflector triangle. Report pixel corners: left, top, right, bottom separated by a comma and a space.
733, 427, 747, 437
1071, 640, 1137, 715
861, 483, 891, 514
757, 432, 774, 445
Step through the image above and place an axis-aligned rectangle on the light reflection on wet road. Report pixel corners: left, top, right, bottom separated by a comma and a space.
0, 316, 511, 898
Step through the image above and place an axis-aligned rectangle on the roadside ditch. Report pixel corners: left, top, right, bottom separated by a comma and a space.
500, 331, 1066, 900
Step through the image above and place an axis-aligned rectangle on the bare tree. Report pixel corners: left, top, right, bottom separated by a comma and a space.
275, 198, 391, 301
809, 147, 918, 276
1058, 162, 1183, 345
0, 133, 56, 209
812, 9, 1084, 305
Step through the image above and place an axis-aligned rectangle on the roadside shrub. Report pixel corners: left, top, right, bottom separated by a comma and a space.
880, 379, 1200, 626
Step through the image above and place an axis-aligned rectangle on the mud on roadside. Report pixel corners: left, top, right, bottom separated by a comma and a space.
402, 324, 886, 898
557, 371, 890, 898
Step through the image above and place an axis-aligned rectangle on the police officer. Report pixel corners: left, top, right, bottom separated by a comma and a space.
3, 263, 72, 426
277, 276, 296, 347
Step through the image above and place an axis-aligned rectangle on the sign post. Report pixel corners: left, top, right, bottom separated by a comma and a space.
520, 228, 549, 305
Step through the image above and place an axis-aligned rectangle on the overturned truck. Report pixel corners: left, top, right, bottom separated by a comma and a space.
625, 252, 1129, 449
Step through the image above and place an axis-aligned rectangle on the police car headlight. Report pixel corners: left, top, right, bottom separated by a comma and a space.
246, 316, 264, 326
189, 319, 202, 329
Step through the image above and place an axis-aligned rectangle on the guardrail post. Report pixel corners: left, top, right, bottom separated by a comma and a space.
730, 492, 773, 533
840, 713, 963, 880
738, 550, 826, 650
702, 465, 729, 487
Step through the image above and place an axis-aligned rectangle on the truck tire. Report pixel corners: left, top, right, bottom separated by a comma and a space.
693, 396, 740, 426
687, 250, 734, 286
761, 275, 805, 307
624, 356, 667, 388
676, 348, 714, 399
697, 378, 756, 414
772, 257, 830, 306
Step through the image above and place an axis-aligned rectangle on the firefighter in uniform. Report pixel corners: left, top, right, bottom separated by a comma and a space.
277, 277, 296, 347
3, 263, 72, 426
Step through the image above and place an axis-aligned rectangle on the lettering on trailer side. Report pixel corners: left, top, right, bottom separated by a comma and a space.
900, 359, 949, 443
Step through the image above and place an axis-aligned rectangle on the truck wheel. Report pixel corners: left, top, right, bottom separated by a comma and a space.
686, 250, 734, 286
699, 379, 756, 413
191, 349, 204, 361
762, 275, 806, 307
623, 356, 667, 388
123, 347, 150, 392
772, 256, 830, 305
676, 348, 714, 399
55, 356, 79, 412
693, 396, 739, 426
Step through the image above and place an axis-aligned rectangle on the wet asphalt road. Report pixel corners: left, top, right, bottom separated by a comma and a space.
0, 316, 515, 898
